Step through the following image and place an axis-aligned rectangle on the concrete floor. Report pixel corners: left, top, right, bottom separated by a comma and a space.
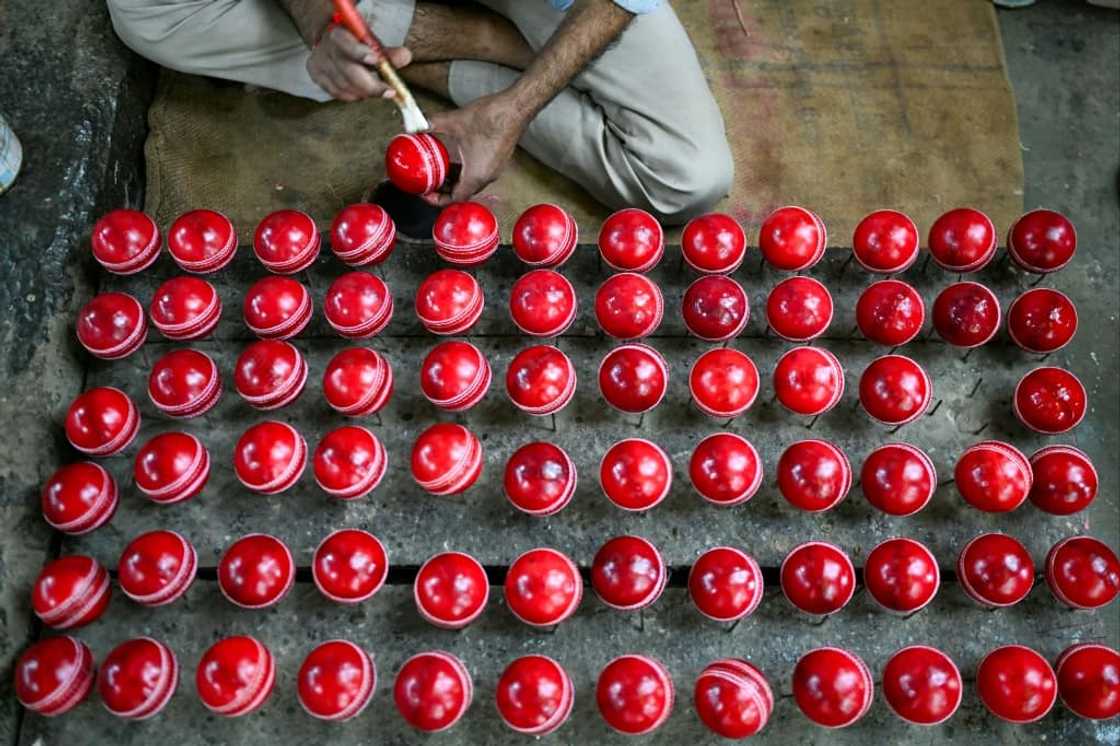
1, 1, 1117, 744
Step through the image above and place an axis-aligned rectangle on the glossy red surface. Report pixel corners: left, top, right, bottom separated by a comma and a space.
148, 348, 221, 417
133, 431, 210, 504
32, 555, 110, 629
598, 208, 664, 272
855, 279, 925, 346
510, 270, 577, 336
777, 439, 852, 512
40, 461, 118, 535
688, 348, 760, 418
1046, 536, 1120, 610
781, 542, 856, 616
233, 421, 307, 494
393, 651, 473, 732
322, 346, 393, 416
765, 276, 833, 341
97, 637, 178, 719
852, 209, 919, 273
90, 209, 161, 274
976, 645, 1057, 723
681, 275, 749, 341
689, 432, 763, 506
1056, 643, 1120, 720
504, 548, 582, 627
76, 292, 147, 358
1008, 209, 1077, 273
420, 340, 491, 411
313, 529, 388, 604
503, 442, 576, 516
758, 205, 826, 271
957, 532, 1035, 607
688, 546, 764, 622
1007, 288, 1077, 353
598, 343, 668, 414
681, 212, 746, 273
14, 636, 95, 716
196, 636, 275, 717
410, 423, 483, 495
414, 268, 484, 334
512, 203, 578, 268
149, 276, 221, 341
772, 346, 844, 416
234, 339, 307, 410
296, 640, 376, 721
595, 272, 663, 339
1029, 445, 1097, 515
591, 535, 666, 610
600, 438, 672, 511
323, 271, 393, 338
242, 275, 312, 339
694, 658, 773, 738
414, 551, 488, 628
312, 425, 386, 499
932, 282, 1001, 347
495, 655, 574, 735
859, 354, 931, 425
927, 208, 997, 272
596, 655, 673, 735
860, 443, 936, 516
385, 133, 449, 195
506, 344, 576, 415
117, 529, 197, 606
881, 646, 963, 725
64, 386, 139, 456
253, 209, 319, 273
329, 203, 396, 266
167, 209, 236, 272
791, 647, 873, 727
1014, 366, 1086, 434
217, 534, 295, 609
955, 441, 1032, 512
433, 201, 499, 265
864, 538, 939, 613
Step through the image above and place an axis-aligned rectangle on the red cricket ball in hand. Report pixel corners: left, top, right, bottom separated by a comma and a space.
97, 637, 179, 720
758, 205, 827, 271
772, 346, 844, 416
688, 546, 764, 622
322, 346, 394, 416
90, 208, 161, 274
1045, 535, 1120, 610
323, 271, 393, 338
410, 423, 483, 496
133, 431, 211, 505
433, 201, 500, 266
495, 655, 575, 735
65, 386, 140, 457
856, 279, 925, 346
506, 344, 576, 416
385, 132, 449, 195
413, 551, 489, 629
1055, 643, 1120, 720
781, 542, 856, 616
1007, 288, 1077, 353
77, 292, 147, 358
777, 439, 852, 512
681, 275, 750, 341
1029, 445, 1097, 515
509, 269, 577, 337
600, 438, 672, 512
957, 532, 1035, 608
414, 269, 484, 335
591, 535, 667, 611
13, 636, 95, 716
149, 276, 222, 342
234, 339, 308, 410
863, 537, 939, 614
167, 209, 236, 273
955, 440, 1032, 512
689, 432, 763, 506
394, 652, 473, 732
419, 340, 491, 412
312, 425, 388, 500
504, 547, 582, 627
858, 354, 932, 425
329, 203, 396, 267
1014, 366, 1087, 434
852, 209, 920, 273
881, 646, 963, 725
196, 636, 275, 717
595, 272, 664, 339
117, 529, 197, 607
41, 461, 118, 535
792, 647, 873, 728
296, 640, 376, 721
1008, 208, 1077, 274
598, 343, 668, 414
927, 208, 998, 272
253, 209, 320, 274
694, 659, 773, 738
976, 645, 1057, 723
512, 203, 578, 268
932, 281, 1001, 348
503, 442, 576, 516
233, 421, 307, 494
312, 528, 388, 604
860, 443, 937, 516
681, 212, 746, 273
598, 208, 664, 272
596, 655, 674, 735
217, 533, 295, 609
32, 555, 111, 629
242, 275, 313, 340
765, 276, 833, 341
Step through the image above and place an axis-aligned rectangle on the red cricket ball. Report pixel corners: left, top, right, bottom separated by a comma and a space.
772, 346, 844, 416
414, 551, 489, 629
777, 439, 852, 512
598, 343, 668, 414
40, 461, 118, 535
1029, 445, 1097, 515
148, 348, 222, 418
681, 212, 747, 274
976, 645, 1057, 723
688, 546, 764, 622
694, 658, 773, 739
410, 423, 483, 495
598, 208, 664, 272
322, 346, 394, 416
312, 425, 387, 500
681, 274, 750, 341
1014, 366, 1087, 434
133, 431, 210, 504
863, 537, 940, 614
932, 281, 1001, 347
117, 529, 197, 606
149, 276, 221, 341
765, 276, 833, 341
596, 655, 674, 735
792, 647, 873, 728
600, 438, 672, 512
927, 208, 997, 272
1007, 288, 1077, 354
65, 386, 140, 457
957, 532, 1035, 607
860, 443, 937, 516
1045, 535, 1120, 610
881, 646, 963, 725
90, 208, 161, 274
242, 275, 312, 339
234, 339, 308, 410
512, 203, 578, 268
780, 542, 856, 616
13, 636, 95, 716
329, 203, 396, 267
217, 533, 295, 609
296, 640, 376, 721
495, 655, 574, 735
415, 269, 484, 335
591, 535, 667, 611
233, 421, 307, 494
955, 440, 1032, 512
505, 547, 582, 627
1008, 208, 1077, 273
852, 209, 919, 273
689, 432, 763, 506
312, 528, 388, 604
758, 205, 827, 271
196, 636, 275, 717
433, 201, 500, 266
167, 209, 236, 273
420, 340, 491, 411
859, 354, 932, 425
253, 209, 320, 274
506, 344, 576, 416
394, 651, 473, 732
1055, 643, 1120, 720
688, 348, 760, 418
323, 271, 393, 338
503, 441, 576, 516
509, 269, 577, 337
595, 272, 664, 339
856, 279, 925, 346
385, 132, 450, 195
97, 637, 179, 719
32, 555, 111, 629
76, 292, 147, 359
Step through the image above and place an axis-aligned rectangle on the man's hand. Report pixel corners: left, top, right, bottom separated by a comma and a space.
308, 26, 412, 102
425, 92, 529, 205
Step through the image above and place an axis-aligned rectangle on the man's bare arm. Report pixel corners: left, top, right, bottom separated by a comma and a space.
275, 0, 333, 45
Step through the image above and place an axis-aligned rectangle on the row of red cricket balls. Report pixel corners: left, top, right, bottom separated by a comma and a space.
13, 630, 1119, 733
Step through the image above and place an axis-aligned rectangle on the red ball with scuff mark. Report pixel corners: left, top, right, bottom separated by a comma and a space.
296, 640, 376, 721
856, 279, 925, 346
780, 542, 856, 616
510, 270, 577, 337
777, 439, 852, 512
600, 438, 672, 512
681, 275, 750, 341
927, 208, 997, 272
957, 532, 1035, 607
1014, 366, 1086, 434
689, 432, 763, 506
506, 344, 576, 416
1029, 445, 1097, 515
1007, 288, 1077, 353
861, 443, 937, 516
688, 348, 759, 418
394, 651, 473, 732
234, 339, 308, 410
504, 547, 582, 627
77, 292, 147, 359
1008, 208, 1077, 273
688, 546, 764, 622
1055, 643, 1120, 720
852, 209, 919, 273
758, 205, 827, 271
772, 346, 844, 416
196, 636, 275, 717
882, 646, 963, 725
596, 655, 674, 735
503, 442, 576, 516
977, 645, 1057, 723
1045, 536, 1120, 610
766, 276, 833, 341
598, 208, 664, 272
681, 212, 746, 273
312, 528, 388, 604
414, 551, 489, 629
217, 533, 295, 609
591, 535, 667, 611
595, 272, 663, 339
792, 647, 873, 728
933, 281, 1001, 347
864, 537, 939, 614
955, 441, 1032, 513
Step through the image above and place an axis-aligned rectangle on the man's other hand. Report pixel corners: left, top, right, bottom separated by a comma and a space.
426, 92, 528, 205
308, 26, 412, 102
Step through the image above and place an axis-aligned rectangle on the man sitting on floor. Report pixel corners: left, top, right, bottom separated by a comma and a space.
107, 0, 733, 224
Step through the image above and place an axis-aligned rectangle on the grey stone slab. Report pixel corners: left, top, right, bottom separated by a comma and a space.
16, 584, 1110, 746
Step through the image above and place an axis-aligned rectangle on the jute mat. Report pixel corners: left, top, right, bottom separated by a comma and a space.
144, 0, 1024, 243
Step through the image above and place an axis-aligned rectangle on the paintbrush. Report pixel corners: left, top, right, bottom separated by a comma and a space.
331, 0, 431, 133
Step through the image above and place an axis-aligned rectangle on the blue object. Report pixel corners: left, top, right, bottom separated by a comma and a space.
552, 0, 662, 13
